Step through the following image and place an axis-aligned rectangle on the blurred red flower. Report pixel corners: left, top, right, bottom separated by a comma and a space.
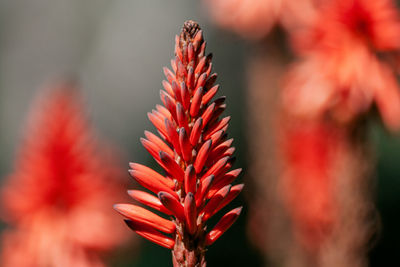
1, 82, 128, 267
284, 0, 400, 130
280, 120, 339, 250
203, 0, 324, 39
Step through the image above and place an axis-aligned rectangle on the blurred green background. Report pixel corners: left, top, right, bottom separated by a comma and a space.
0, 1, 398, 266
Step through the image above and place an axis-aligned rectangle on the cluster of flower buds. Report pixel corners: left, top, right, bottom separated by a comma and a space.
1, 82, 127, 267
114, 20, 243, 266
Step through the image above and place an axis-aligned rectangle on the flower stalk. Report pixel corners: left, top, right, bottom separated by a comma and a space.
115, 20, 242, 267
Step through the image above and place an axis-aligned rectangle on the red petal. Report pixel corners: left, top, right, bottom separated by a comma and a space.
156, 104, 173, 122
144, 130, 174, 158
159, 151, 184, 182
164, 119, 181, 155
181, 44, 188, 65
205, 207, 242, 246
148, 111, 169, 139
114, 204, 175, 233
175, 35, 183, 61
151, 108, 167, 121
205, 73, 217, 90
195, 175, 214, 207
208, 130, 225, 148
163, 67, 176, 85
207, 104, 226, 126
187, 67, 194, 90
129, 163, 175, 189
124, 219, 175, 249
190, 87, 203, 117
189, 118, 203, 146
195, 73, 207, 91
194, 139, 212, 173
198, 42, 206, 58
162, 80, 175, 97
215, 157, 235, 180
158, 191, 185, 222
204, 116, 231, 140
202, 156, 229, 179
127, 190, 172, 215
176, 60, 188, 80
202, 84, 219, 105
213, 184, 244, 215
160, 89, 174, 104
195, 56, 206, 75
184, 193, 197, 235
201, 102, 216, 127
180, 81, 190, 110
208, 138, 233, 163
184, 165, 197, 194
171, 81, 183, 104
171, 59, 177, 73
205, 63, 213, 80
140, 138, 167, 168
193, 30, 203, 50
207, 169, 241, 198
219, 147, 235, 159
202, 185, 231, 222
206, 147, 231, 167
176, 103, 190, 133
188, 43, 194, 63
129, 169, 177, 198
179, 128, 192, 162
162, 94, 178, 123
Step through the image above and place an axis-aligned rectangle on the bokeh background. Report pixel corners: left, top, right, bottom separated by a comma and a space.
0, 0, 399, 266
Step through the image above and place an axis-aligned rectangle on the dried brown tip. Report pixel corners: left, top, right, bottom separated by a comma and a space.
182, 20, 200, 39
180, 20, 202, 47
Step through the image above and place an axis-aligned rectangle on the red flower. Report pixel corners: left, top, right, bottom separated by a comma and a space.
114, 21, 242, 266
203, 0, 325, 39
1, 82, 128, 267
280, 120, 338, 250
203, 0, 280, 39
284, 0, 400, 130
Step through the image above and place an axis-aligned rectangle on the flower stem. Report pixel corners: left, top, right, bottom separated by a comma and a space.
172, 221, 206, 267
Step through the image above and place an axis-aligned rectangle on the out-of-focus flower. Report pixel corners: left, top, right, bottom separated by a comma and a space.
284, 0, 400, 131
203, 0, 280, 39
280, 120, 338, 250
1, 82, 128, 267
203, 0, 324, 39
279, 117, 375, 266
114, 21, 242, 266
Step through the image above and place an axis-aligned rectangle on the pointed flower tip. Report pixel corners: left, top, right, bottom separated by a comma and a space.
128, 162, 137, 169
113, 203, 131, 215
157, 191, 165, 199
235, 184, 245, 191
232, 206, 243, 215
159, 151, 167, 159
113, 203, 122, 212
